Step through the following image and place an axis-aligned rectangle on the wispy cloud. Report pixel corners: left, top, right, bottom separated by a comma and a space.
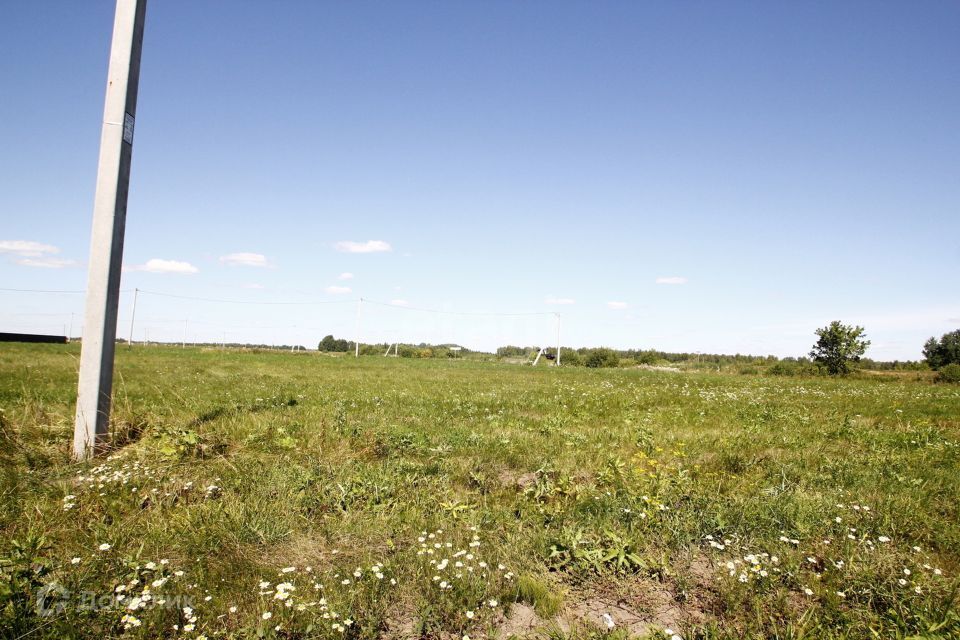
219, 252, 270, 268
335, 240, 392, 254
338, 272, 354, 280
325, 285, 352, 294
242, 283, 265, 290
607, 301, 628, 309
545, 296, 576, 305
14, 257, 77, 269
130, 258, 199, 274
0, 240, 60, 258
390, 299, 409, 306
655, 276, 688, 285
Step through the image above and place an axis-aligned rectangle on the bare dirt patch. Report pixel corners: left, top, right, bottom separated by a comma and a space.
498, 603, 546, 638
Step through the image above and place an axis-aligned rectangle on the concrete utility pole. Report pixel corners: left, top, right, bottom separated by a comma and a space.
73, 0, 147, 461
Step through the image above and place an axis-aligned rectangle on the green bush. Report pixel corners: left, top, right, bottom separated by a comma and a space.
766, 361, 798, 376
559, 351, 582, 366
584, 348, 620, 368
937, 363, 960, 384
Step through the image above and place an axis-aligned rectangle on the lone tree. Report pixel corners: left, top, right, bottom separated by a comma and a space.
810, 321, 870, 375
922, 330, 960, 370
318, 335, 351, 352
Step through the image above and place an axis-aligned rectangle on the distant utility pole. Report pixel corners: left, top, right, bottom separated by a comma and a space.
355, 298, 363, 358
127, 287, 138, 347
73, 0, 147, 461
555, 313, 562, 366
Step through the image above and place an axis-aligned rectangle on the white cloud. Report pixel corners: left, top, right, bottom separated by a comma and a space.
545, 296, 576, 305
14, 257, 77, 269
607, 301, 628, 309
390, 299, 409, 306
655, 276, 688, 285
219, 252, 270, 268
0, 240, 60, 257
335, 240, 392, 253
130, 258, 199, 274
242, 283, 265, 290
338, 272, 354, 280
325, 285, 352, 294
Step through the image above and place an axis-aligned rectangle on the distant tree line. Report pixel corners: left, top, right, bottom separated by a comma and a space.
314, 328, 960, 382
318, 335, 473, 359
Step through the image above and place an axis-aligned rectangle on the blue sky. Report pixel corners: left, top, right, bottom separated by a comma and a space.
1, 1, 958, 358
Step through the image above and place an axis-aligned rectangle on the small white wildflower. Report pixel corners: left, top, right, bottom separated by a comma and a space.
71, 557, 81, 565
98, 543, 111, 551
262, 611, 273, 620
601, 613, 614, 629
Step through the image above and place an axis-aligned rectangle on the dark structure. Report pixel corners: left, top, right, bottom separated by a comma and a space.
0, 333, 68, 344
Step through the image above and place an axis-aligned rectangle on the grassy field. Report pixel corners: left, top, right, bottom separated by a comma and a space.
1, 343, 959, 639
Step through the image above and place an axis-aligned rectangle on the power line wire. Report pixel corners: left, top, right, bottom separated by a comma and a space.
0, 287, 86, 294
2, 287, 559, 318
137, 289, 358, 306
0, 287, 135, 294
362, 298, 557, 317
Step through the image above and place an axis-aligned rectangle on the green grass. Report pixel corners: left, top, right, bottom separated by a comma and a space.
1, 343, 958, 639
